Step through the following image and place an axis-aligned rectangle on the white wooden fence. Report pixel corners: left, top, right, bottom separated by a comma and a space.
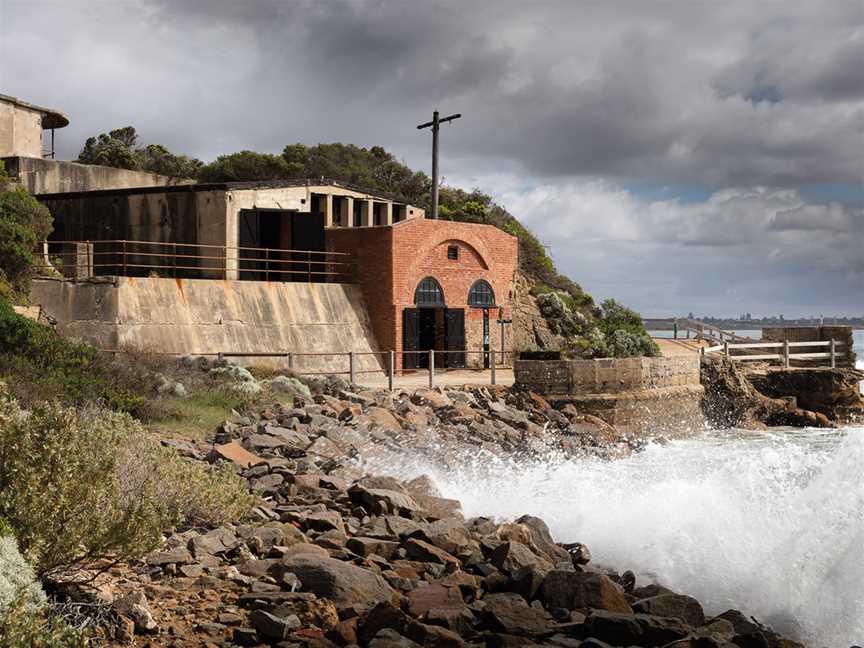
701, 340, 844, 368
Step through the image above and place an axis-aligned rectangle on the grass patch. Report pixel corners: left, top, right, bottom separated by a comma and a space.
150, 389, 246, 441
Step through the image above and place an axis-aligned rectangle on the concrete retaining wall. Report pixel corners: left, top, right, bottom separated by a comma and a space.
515, 356, 700, 395
5, 157, 193, 194
514, 356, 704, 436
30, 277, 384, 374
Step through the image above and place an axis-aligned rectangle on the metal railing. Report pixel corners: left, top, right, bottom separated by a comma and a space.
216, 349, 515, 389
702, 339, 846, 368
644, 317, 752, 343
36, 239, 354, 283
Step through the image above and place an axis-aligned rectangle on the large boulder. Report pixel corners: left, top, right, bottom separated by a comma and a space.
481, 592, 552, 636
490, 541, 553, 598
540, 570, 631, 613
633, 593, 705, 627
281, 554, 396, 610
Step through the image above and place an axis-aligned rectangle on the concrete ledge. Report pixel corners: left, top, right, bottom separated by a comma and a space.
515, 355, 700, 395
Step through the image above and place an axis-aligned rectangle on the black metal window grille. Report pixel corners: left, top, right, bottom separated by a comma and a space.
447, 245, 459, 260
468, 279, 495, 307
414, 277, 445, 306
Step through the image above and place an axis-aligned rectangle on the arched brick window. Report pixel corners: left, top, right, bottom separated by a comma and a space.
414, 277, 445, 307
468, 279, 495, 307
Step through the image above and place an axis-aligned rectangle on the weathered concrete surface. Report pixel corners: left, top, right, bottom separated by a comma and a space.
563, 385, 706, 436
514, 356, 705, 436
6, 157, 193, 194
30, 277, 384, 374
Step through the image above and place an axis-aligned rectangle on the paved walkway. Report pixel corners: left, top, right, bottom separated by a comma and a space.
358, 368, 514, 389
654, 338, 709, 357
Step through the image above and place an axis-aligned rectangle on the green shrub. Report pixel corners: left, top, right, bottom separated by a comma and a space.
118, 434, 254, 528
0, 592, 88, 648
0, 299, 144, 412
606, 329, 661, 358
0, 389, 252, 575
0, 173, 52, 298
0, 536, 46, 618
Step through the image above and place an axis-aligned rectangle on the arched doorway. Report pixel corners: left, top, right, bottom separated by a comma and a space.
403, 277, 465, 370
468, 280, 496, 368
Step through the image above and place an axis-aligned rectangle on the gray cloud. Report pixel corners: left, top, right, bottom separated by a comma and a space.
0, 0, 862, 314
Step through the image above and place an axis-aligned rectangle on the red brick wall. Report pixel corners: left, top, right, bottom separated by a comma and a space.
328, 220, 518, 372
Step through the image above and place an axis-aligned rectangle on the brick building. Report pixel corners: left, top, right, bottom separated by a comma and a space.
14, 93, 520, 374
328, 219, 519, 371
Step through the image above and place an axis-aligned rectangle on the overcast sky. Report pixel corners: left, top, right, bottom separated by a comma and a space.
1, 0, 862, 317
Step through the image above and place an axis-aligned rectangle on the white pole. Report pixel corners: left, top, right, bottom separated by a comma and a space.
428, 350, 435, 388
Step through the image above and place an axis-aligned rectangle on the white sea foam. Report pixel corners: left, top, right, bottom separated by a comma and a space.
370, 428, 864, 646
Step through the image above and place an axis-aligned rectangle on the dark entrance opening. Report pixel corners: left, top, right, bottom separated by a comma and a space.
403, 277, 465, 370
238, 208, 325, 281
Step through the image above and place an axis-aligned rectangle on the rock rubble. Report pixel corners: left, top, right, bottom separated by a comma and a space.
85, 376, 805, 648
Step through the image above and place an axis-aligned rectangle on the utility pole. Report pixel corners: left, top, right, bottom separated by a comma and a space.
417, 110, 461, 219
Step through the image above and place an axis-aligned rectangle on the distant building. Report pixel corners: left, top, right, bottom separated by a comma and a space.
0, 93, 68, 159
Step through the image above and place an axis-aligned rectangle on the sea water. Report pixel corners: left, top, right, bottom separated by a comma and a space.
374, 428, 864, 645
368, 331, 864, 645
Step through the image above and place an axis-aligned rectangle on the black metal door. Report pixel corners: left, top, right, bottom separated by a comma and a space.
403, 308, 419, 369
445, 308, 465, 368
238, 209, 263, 280
291, 212, 325, 282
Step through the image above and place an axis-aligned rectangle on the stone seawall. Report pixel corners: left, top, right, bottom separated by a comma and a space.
514, 356, 704, 436
30, 277, 384, 374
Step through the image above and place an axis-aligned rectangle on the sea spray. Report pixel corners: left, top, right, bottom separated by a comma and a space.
363, 427, 864, 646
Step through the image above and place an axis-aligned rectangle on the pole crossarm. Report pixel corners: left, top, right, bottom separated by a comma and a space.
417, 110, 461, 219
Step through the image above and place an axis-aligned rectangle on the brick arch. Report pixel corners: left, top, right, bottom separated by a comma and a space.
406, 232, 493, 281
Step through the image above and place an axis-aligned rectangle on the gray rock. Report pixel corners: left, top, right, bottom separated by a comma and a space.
349, 485, 422, 516
303, 510, 344, 532
249, 609, 301, 640
633, 593, 706, 627
369, 629, 423, 648
189, 527, 239, 558
482, 592, 551, 636
281, 554, 396, 610
145, 546, 193, 566
114, 591, 158, 634
540, 570, 632, 613
491, 541, 553, 598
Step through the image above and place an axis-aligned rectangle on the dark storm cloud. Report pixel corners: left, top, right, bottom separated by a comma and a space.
2, 0, 861, 186
0, 0, 862, 314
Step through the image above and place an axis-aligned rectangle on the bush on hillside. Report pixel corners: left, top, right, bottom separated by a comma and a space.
0, 527, 87, 648
0, 534, 46, 617
0, 592, 89, 648
0, 388, 253, 575
0, 299, 144, 412
0, 162, 53, 299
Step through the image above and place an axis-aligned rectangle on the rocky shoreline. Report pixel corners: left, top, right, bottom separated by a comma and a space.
59, 375, 807, 648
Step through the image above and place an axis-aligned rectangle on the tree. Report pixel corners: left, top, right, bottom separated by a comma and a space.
136, 144, 202, 178
77, 127, 202, 178
77, 129, 138, 169
197, 151, 291, 182
0, 163, 53, 299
